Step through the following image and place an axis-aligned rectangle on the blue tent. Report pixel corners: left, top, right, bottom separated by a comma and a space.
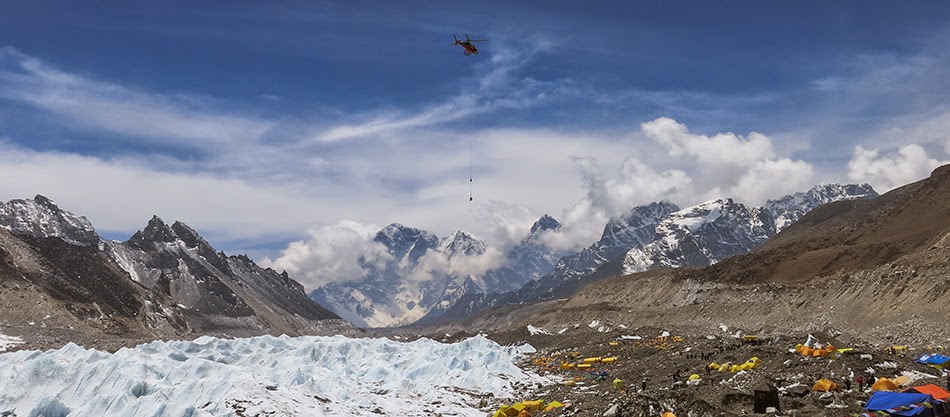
917, 354, 950, 366
866, 392, 941, 416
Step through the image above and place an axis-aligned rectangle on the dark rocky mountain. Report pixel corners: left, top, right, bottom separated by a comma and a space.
0, 196, 352, 351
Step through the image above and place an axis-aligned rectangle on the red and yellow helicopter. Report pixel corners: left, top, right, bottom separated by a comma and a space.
453, 33, 488, 56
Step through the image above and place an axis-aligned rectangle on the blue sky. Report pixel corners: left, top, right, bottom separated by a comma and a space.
3, 2, 950, 289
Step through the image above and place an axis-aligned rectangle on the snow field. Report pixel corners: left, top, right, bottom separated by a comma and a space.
0, 334, 546, 417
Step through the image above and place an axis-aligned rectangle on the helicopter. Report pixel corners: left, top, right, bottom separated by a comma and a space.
453, 33, 488, 56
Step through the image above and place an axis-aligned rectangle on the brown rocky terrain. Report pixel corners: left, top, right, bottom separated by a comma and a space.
400, 165, 950, 416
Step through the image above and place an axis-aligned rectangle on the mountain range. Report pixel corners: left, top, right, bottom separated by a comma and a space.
0, 196, 351, 350
462, 165, 950, 346
310, 183, 876, 328
309, 215, 569, 328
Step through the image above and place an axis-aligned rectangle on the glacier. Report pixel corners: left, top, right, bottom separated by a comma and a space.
0, 335, 546, 417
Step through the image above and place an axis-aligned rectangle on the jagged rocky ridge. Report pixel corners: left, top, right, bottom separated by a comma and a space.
0, 196, 349, 345
429, 183, 877, 326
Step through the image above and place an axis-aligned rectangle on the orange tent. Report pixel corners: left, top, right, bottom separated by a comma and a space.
812, 379, 841, 392
904, 384, 950, 400
661, 413, 677, 417
871, 378, 899, 392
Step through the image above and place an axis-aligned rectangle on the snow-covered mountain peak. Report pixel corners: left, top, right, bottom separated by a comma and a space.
530, 214, 561, 234
665, 198, 737, 233
600, 201, 680, 247
0, 194, 99, 246
765, 183, 877, 232
438, 229, 486, 257
374, 223, 439, 263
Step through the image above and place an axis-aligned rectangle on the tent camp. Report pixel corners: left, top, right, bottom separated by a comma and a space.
904, 385, 950, 401
863, 391, 949, 417
813, 379, 841, 392
917, 354, 950, 370
874, 378, 901, 392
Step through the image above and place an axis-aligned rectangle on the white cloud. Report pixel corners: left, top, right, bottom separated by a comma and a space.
315, 39, 570, 142
0, 47, 273, 147
0, 140, 330, 244
638, 117, 815, 206
728, 158, 815, 206
261, 221, 391, 291
847, 144, 946, 192
641, 117, 776, 166
408, 247, 506, 283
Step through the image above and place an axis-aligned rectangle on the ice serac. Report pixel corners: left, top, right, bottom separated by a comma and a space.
622, 183, 879, 274
0, 335, 545, 417
0, 194, 99, 246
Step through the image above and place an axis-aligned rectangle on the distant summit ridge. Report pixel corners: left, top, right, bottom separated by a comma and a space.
0, 194, 99, 246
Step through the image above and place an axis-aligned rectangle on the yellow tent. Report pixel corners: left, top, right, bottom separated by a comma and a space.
542, 401, 564, 412
493, 406, 509, 417
688, 374, 701, 381
504, 403, 526, 417
662, 412, 677, 417
583, 357, 602, 363
872, 378, 899, 392
707, 362, 720, 371
894, 375, 911, 387
602, 357, 618, 364
812, 379, 841, 392
522, 400, 544, 411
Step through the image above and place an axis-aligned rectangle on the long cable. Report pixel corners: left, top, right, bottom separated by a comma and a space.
469, 136, 473, 202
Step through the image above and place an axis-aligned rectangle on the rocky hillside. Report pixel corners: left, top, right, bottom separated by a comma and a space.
453, 166, 950, 345
0, 196, 353, 351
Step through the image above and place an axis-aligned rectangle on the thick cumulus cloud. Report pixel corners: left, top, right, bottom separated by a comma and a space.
641, 117, 775, 173
262, 221, 392, 291
639, 117, 814, 206
847, 144, 946, 192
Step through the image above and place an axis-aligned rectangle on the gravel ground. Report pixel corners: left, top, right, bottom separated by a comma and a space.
468, 325, 950, 417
